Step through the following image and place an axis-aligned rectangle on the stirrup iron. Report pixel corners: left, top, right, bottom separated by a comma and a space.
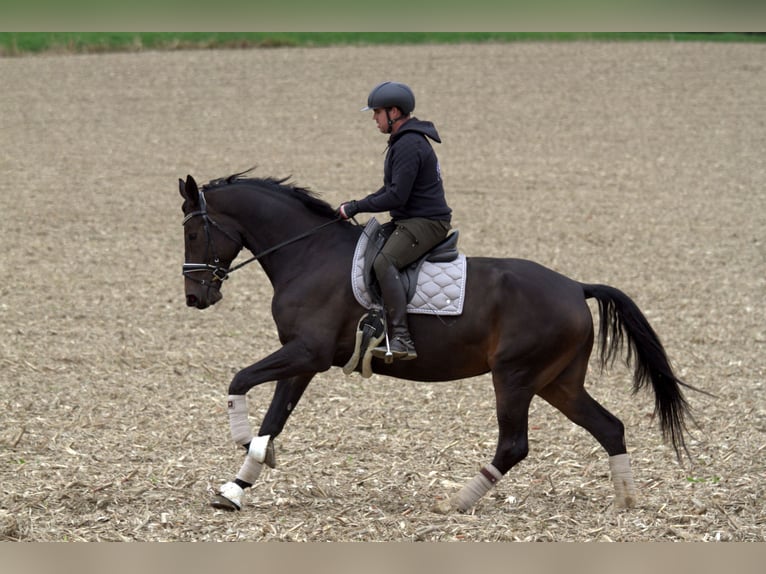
383, 326, 394, 363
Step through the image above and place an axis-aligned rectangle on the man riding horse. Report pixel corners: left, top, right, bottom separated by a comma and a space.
336, 81, 453, 361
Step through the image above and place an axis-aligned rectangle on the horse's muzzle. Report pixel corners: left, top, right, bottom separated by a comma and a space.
186, 293, 203, 308
186, 288, 222, 309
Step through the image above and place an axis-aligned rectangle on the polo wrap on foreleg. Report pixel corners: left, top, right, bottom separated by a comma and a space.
609, 453, 637, 509
228, 394, 253, 446
235, 454, 264, 485
234, 435, 273, 485
452, 464, 503, 512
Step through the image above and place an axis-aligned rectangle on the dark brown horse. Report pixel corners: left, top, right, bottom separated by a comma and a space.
179, 170, 701, 513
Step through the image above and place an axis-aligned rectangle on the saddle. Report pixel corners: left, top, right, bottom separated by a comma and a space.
343, 218, 468, 378
361, 220, 461, 306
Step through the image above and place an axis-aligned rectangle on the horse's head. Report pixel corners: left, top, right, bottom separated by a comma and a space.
179, 175, 241, 309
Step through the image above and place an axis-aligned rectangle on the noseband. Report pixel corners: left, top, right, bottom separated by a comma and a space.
182, 191, 238, 286
182, 190, 343, 285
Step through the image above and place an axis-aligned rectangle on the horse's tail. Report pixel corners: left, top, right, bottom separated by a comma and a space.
582, 283, 705, 462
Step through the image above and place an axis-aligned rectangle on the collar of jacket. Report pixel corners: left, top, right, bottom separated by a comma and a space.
388, 117, 442, 145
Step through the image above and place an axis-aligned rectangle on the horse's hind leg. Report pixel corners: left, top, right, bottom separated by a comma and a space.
537, 354, 637, 509
434, 370, 536, 514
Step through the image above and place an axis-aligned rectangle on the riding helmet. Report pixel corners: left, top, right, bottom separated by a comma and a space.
361, 81, 416, 115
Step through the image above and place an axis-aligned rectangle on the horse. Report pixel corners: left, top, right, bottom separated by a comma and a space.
179, 170, 703, 513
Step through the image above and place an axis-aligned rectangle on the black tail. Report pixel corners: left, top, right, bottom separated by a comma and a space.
583, 283, 705, 461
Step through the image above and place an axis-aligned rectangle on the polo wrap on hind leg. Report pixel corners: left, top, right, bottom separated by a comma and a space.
609, 453, 637, 509
452, 464, 504, 512
228, 394, 253, 446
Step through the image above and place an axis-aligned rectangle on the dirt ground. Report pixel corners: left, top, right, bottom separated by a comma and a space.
1, 42, 764, 542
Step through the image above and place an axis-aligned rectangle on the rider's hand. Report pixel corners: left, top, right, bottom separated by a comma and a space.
336, 201, 359, 220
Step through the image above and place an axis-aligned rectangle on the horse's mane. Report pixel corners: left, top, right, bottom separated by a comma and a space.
202, 168, 337, 219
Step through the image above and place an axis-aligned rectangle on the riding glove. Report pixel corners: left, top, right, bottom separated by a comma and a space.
336, 201, 359, 220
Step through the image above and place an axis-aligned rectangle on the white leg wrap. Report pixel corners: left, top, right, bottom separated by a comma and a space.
248, 434, 272, 464
451, 464, 503, 513
228, 394, 253, 446
235, 454, 264, 485
609, 453, 637, 509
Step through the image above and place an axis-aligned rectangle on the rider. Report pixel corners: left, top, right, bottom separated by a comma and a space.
336, 81, 453, 361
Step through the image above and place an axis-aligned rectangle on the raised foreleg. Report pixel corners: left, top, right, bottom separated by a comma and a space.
213, 374, 315, 511
212, 340, 329, 510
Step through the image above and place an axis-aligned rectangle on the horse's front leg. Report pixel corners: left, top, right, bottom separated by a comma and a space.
213, 374, 314, 511
212, 341, 328, 511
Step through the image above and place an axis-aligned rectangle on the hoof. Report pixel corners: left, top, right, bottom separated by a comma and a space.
211, 494, 241, 511
431, 497, 455, 515
612, 495, 636, 510
264, 439, 277, 469
211, 481, 243, 511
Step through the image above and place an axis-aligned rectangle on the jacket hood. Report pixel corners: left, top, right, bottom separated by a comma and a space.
391, 117, 441, 144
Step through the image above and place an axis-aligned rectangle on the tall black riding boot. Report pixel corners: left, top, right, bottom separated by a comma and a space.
372, 265, 417, 361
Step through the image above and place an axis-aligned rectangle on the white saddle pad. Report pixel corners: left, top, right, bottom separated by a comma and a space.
351, 218, 467, 316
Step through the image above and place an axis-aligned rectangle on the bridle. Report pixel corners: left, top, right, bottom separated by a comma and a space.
182, 190, 343, 285
181, 191, 237, 286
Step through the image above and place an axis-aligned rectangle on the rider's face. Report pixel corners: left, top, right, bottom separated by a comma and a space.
372, 108, 389, 133
373, 106, 405, 134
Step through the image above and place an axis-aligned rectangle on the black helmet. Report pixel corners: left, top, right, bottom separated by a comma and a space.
361, 81, 416, 115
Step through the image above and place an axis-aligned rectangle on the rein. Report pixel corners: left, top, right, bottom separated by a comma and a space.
226, 217, 342, 275
182, 190, 343, 283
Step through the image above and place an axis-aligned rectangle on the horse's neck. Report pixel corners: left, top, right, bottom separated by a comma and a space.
244, 211, 354, 285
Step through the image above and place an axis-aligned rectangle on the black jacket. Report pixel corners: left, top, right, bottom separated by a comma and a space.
355, 118, 452, 222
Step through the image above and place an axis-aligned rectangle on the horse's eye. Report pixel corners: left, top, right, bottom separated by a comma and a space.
188, 232, 198, 241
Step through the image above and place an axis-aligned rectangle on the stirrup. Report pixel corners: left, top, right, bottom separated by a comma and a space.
371, 336, 417, 361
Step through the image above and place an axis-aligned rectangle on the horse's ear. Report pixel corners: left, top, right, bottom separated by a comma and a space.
180, 175, 200, 207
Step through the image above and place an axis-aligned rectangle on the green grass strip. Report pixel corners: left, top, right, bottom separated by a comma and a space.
2, 32, 764, 56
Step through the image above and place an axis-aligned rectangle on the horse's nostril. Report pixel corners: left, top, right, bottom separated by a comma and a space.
186, 294, 198, 307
